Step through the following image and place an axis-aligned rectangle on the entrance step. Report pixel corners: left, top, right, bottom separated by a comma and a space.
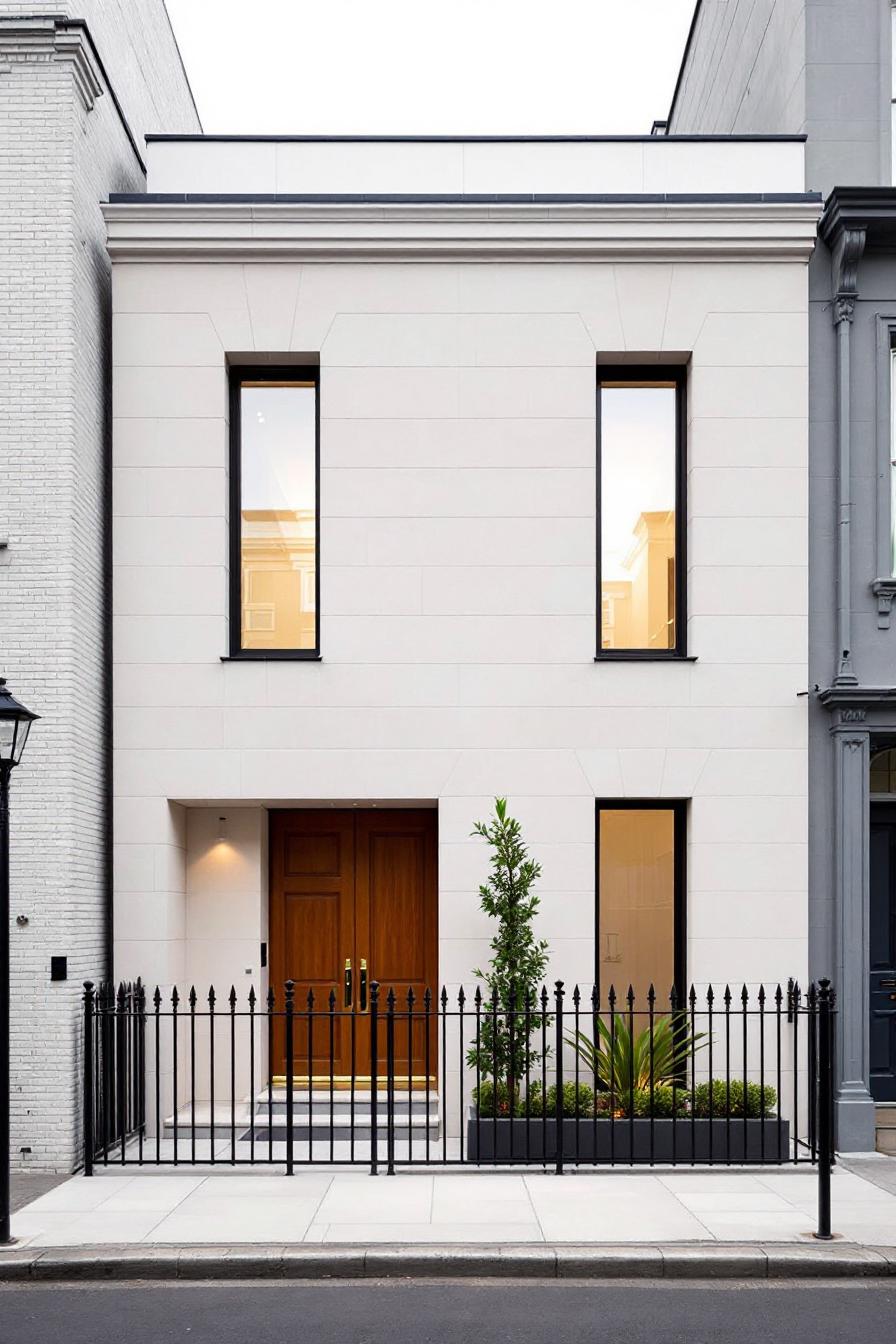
875, 1105, 896, 1155
249, 1088, 440, 1143
259, 1089, 439, 1118
162, 1092, 441, 1143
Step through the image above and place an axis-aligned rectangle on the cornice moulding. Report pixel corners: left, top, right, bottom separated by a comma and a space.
818, 685, 896, 708
103, 199, 822, 263
0, 18, 103, 111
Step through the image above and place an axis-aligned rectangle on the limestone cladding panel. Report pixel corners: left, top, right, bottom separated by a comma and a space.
112, 254, 810, 1005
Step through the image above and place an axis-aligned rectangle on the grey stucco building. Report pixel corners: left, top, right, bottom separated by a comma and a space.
670, 0, 896, 1151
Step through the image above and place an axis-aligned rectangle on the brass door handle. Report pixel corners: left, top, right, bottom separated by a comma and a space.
344, 958, 352, 1008
359, 959, 368, 1013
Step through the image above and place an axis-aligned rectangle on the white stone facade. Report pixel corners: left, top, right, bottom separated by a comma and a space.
0, 6, 198, 1172
106, 135, 817, 1080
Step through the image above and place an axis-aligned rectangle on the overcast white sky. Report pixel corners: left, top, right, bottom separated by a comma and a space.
164, 1, 695, 136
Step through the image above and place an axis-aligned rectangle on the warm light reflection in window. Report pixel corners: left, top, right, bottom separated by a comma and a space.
598, 807, 676, 1002
871, 747, 896, 794
599, 381, 678, 651
239, 381, 317, 651
891, 349, 896, 576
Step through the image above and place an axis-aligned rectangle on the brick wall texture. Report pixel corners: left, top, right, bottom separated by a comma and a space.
0, 3, 198, 1171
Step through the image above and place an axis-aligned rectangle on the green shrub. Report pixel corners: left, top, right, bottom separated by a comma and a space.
473, 1080, 518, 1117
475, 1079, 597, 1118
691, 1079, 778, 1118
544, 1081, 595, 1118
625, 1085, 689, 1118
474, 1079, 545, 1118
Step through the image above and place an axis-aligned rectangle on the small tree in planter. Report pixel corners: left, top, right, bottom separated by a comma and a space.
467, 798, 549, 1108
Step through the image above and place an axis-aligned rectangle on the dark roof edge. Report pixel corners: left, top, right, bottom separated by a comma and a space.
54, 19, 146, 174
819, 186, 896, 245
666, 0, 704, 131
143, 132, 808, 144
109, 191, 822, 205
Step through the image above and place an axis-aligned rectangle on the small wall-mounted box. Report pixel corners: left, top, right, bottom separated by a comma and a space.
50, 956, 67, 982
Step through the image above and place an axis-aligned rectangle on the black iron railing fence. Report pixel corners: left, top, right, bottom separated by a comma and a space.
82, 977, 836, 1236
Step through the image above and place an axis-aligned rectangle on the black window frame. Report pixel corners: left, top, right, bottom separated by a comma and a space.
595, 365, 688, 661
595, 798, 687, 1002
227, 364, 321, 662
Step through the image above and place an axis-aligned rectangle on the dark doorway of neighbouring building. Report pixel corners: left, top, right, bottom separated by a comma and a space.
869, 802, 896, 1102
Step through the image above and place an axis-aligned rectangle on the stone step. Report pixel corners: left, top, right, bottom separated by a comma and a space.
163, 1101, 441, 1141
256, 1091, 439, 1118
876, 1105, 896, 1153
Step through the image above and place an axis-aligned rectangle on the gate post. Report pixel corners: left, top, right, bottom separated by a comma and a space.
83, 982, 95, 1177
815, 978, 835, 1240
386, 989, 396, 1176
369, 982, 379, 1176
554, 981, 565, 1176
285, 980, 295, 1176
115, 983, 127, 1160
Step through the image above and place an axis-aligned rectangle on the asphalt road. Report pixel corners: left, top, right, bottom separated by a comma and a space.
1, 1279, 895, 1344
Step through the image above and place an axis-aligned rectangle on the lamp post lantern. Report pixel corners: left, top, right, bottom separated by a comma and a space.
0, 678, 39, 1245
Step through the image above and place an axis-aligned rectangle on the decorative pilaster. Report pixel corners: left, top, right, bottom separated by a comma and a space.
830, 227, 866, 687
832, 724, 876, 1150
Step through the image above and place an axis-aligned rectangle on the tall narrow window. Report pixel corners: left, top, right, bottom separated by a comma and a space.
891, 347, 896, 575
596, 802, 685, 1002
892, 4, 896, 183
229, 367, 319, 657
597, 369, 685, 657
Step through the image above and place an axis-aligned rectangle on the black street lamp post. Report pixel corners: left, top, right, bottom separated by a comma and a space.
0, 678, 39, 1245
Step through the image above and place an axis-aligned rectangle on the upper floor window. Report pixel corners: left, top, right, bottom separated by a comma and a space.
597, 368, 686, 658
891, 348, 896, 575
229, 367, 319, 659
892, 4, 896, 182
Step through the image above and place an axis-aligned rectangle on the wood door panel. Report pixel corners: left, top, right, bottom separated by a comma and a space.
270, 811, 355, 1078
368, 833, 427, 983
284, 832, 343, 878
284, 893, 341, 988
356, 811, 438, 1079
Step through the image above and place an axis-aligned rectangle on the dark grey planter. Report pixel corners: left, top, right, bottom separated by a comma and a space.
465, 1109, 791, 1163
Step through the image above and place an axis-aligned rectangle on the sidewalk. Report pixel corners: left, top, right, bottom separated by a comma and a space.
1, 1161, 894, 1279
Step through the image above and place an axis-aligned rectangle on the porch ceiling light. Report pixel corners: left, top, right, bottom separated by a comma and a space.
0, 679, 38, 768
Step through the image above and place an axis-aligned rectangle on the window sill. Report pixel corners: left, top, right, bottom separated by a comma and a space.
221, 652, 322, 662
594, 654, 698, 663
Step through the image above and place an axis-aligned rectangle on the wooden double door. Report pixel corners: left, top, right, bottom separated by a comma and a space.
269, 809, 438, 1083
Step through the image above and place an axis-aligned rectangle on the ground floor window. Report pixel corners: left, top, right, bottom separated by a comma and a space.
596, 800, 685, 1003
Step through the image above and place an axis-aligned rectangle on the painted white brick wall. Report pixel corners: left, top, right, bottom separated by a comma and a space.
0, 6, 198, 1173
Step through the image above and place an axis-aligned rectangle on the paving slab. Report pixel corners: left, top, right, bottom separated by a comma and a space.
8, 1163, 896, 1252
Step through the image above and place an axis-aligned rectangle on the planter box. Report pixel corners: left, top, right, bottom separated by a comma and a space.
465, 1109, 791, 1163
